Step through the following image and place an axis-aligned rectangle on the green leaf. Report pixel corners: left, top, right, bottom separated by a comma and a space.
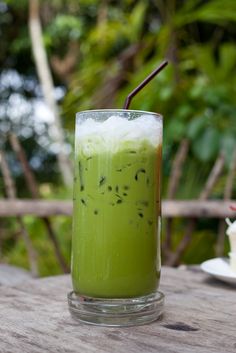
189, 78, 205, 99
175, 0, 236, 27
219, 44, 236, 79
193, 128, 220, 161
165, 120, 185, 143
187, 116, 206, 140
194, 0, 236, 23
194, 46, 216, 80
175, 105, 193, 120
128, 1, 147, 40
221, 133, 236, 166
46, 15, 83, 40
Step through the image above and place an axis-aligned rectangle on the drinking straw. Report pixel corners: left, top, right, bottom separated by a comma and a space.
123, 60, 168, 109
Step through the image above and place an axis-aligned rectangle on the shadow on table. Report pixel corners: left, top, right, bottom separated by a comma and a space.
180, 265, 236, 291
202, 277, 236, 290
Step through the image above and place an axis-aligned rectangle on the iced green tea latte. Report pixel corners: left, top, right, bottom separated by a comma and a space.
72, 110, 162, 298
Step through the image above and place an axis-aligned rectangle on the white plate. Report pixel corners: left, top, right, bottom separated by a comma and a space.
201, 258, 236, 285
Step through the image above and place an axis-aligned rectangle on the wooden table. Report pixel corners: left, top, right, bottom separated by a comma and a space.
0, 267, 235, 353
0, 264, 32, 286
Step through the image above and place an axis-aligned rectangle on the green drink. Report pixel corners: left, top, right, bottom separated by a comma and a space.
71, 110, 162, 299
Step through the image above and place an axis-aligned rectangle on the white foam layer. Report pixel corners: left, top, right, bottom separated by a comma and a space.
76, 115, 162, 155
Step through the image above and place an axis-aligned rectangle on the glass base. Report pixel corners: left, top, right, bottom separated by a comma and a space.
67, 291, 164, 327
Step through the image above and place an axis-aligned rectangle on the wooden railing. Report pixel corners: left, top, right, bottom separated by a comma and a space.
0, 199, 235, 218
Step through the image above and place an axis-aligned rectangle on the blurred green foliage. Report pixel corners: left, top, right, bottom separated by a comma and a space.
0, 0, 236, 274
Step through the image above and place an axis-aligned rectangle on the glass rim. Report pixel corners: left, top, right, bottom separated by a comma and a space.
76, 109, 163, 120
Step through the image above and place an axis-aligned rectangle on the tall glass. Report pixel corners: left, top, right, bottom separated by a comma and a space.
68, 110, 164, 326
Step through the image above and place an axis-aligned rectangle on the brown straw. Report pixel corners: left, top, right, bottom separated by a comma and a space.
123, 60, 168, 109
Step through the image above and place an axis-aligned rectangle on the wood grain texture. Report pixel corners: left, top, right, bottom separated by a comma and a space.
0, 267, 235, 353
0, 265, 32, 286
0, 200, 236, 218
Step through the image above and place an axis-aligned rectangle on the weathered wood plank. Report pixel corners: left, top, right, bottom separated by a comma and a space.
0, 267, 235, 353
0, 264, 32, 286
0, 200, 235, 218
0, 200, 73, 217
162, 200, 236, 218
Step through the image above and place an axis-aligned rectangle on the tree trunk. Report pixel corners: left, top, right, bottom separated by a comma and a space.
28, 0, 73, 187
